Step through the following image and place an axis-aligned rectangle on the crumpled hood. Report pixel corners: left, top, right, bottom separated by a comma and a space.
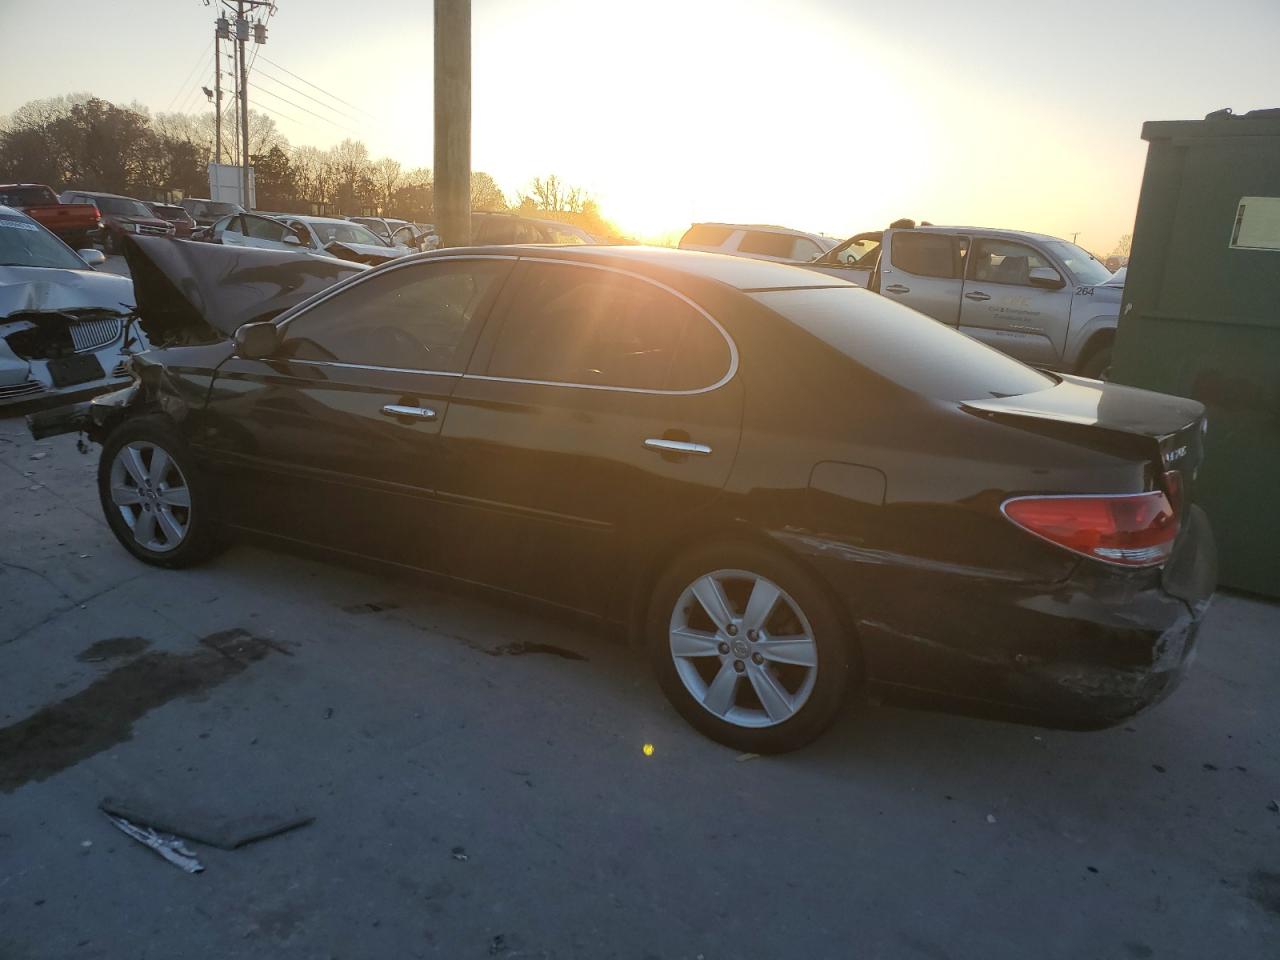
0, 265, 134, 319
323, 240, 405, 264
124, 236, 367, 343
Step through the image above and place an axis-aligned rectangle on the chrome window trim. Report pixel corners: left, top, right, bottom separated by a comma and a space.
286, 358, 462, 378
274, 253, 519, 334
468, 256, 739, 397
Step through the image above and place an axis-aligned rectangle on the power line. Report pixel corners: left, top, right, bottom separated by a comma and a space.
172, 45, 216, 115
257, 54, 378, 119
248, 98, 304, 129
252, 66, 365, 124
250, 83, 364, 137
165, 39, 214, 113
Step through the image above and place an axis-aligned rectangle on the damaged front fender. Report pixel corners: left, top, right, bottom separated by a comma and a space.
27, 380, 141, 441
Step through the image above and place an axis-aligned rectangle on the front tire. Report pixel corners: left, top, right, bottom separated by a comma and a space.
98, 416, 218, 568
647, 541, 853, 753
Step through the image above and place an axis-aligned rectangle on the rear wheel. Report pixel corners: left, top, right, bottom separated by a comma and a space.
98, 416, 219, 568
1078, 342, 1113, 380
648, 541, 853, 753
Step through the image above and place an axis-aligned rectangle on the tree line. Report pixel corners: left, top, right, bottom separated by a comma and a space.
0, 93, 620, 237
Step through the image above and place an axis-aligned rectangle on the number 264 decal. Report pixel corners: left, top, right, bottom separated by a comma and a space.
1075, 285, 1095, 296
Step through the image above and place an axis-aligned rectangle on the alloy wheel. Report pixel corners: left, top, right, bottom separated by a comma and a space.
668, 569, 819, 728
108, 441, 192, 553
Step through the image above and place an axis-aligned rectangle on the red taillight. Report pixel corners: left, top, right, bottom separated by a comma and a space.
1001, 491, 1179, 567
1162, 470, 1184, 516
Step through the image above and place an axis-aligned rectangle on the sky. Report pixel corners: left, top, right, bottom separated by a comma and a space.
1, 0, 1277, 249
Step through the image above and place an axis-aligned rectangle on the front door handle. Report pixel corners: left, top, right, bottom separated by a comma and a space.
884, 284, 910, 295
381, 404, 437, 421
644, 438, 712, 456
964, 291, 992, 302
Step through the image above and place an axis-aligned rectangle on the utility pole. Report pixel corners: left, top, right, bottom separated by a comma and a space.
214, 18, 227, 164
237, 2, 251, 208
434, 0, 471, 246
1071, 231, 1080, 244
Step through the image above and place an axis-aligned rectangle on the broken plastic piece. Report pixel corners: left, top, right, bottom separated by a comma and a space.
104, 812, 204, 873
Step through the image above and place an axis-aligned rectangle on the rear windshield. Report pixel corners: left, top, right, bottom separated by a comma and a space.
0, 186, 57, 207
753, 286, 1056, 401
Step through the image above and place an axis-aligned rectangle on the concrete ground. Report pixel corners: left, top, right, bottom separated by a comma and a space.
1, 413, 1278, 960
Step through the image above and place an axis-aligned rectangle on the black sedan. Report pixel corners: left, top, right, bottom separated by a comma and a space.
34, 238, 1217, 753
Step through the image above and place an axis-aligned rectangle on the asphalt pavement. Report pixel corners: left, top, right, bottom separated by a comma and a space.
1, 412, 1278, 959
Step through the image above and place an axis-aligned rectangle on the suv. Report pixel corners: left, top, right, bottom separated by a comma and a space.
60, 190, 173, 253
807, 225, 1121, 378
180, 197, 246, 229
678, 223, 836, 263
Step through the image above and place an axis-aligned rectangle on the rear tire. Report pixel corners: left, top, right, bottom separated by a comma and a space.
98, 415, 219, 568
647, 541, 853, 753
1078, 342, 1113, 380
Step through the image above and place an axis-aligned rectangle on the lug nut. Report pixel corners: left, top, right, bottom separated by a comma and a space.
717, 641, 730, 655
733, 660, 745, 673
747, 629, 758, 641
725, 624, 738, 637
752, 653, 764, 665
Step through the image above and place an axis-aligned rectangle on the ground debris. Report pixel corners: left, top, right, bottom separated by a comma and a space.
104, 813, 204, 873
451, 846, 469, 862
736, 753, 761, 763
1267, 799, 1279, 813
99, 794, 312, 850
986, 814, 998, 824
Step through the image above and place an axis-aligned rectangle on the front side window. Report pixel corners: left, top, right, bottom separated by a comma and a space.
825, 233, 882, 267
280, 259, 510, 372
485, 263, 730, 391
968, 238, 1053, 286
478, 217, 518, 244
243, 215, 288, 242
213, 215, 241, 238
890, 232, 966, 279
791, 237, 822, 262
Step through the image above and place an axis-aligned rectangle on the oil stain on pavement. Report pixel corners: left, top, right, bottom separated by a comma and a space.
0, 627, 282, 793
75, 636, 150, 662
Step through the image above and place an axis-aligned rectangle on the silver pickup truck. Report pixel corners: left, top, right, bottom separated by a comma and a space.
805, 225, 1122, 377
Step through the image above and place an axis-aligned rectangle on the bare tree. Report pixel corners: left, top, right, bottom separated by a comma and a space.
470, 171, 507, 211
1111, 233, 1132, 258
518, 173, 584, 213
371, 157, 403, 212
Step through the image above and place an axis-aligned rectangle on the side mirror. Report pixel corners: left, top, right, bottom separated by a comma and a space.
282, 234, 302, 246
78, 248, 106, 267
233, 321, 281, 360
1028, 266, 1065, 289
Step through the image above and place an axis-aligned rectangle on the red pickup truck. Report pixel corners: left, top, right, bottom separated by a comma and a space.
0, 183, 101, 249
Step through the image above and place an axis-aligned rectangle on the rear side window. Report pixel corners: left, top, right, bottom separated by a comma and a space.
244, 216, 288, 242
890, 232, 965, 278
752, 286, 1055, 401
486, 263, 730, 391
280, 259, 511, 372
679, 224, 733, 248
738, 231, 801, 259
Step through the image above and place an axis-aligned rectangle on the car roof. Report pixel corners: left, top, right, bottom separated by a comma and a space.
69, 190, 142, 200
292, 215, 355, 225
407, 244, 851, 292
894, 224, 1068, 244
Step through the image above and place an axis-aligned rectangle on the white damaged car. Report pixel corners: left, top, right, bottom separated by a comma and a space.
0, 205, 143, 408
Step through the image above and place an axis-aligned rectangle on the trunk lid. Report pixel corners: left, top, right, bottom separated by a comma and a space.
963, 374, 1207, 512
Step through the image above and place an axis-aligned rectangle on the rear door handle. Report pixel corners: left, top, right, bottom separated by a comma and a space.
964, 291, 992, 301
381, 404, 437, 421
644, 438, 712, 456
884, 284, 910, 295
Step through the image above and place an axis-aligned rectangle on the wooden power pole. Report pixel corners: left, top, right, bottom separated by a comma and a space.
434, 0, 471, 246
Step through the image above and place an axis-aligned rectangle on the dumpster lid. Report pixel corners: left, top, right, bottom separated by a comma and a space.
1143, 107, 1280, 142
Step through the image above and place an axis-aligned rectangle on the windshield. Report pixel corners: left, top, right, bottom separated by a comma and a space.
753, 285, 1055, 401
543, 226, 589, 245
1045, 240, 1112, 285
94, 196, 153, 218
0, 215, 89, 269
309, 221, 387, 246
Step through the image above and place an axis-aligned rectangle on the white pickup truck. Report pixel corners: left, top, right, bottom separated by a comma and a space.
805, 225, 1122, 378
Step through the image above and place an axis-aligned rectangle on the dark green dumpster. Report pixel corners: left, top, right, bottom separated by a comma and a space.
1112, 108, 1280, 597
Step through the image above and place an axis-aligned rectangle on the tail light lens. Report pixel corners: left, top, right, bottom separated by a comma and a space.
1001, 492, 1179, 567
